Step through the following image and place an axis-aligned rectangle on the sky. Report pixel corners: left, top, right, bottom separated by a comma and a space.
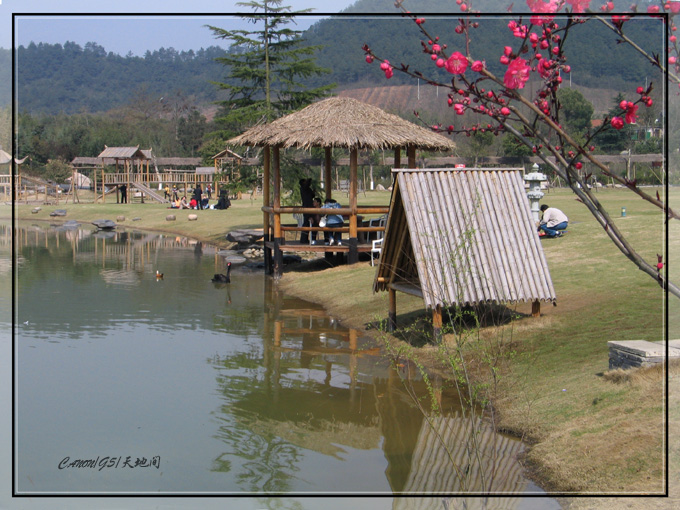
2, 0, 358, 55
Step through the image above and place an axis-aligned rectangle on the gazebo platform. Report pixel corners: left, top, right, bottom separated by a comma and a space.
265, 240, 375, 254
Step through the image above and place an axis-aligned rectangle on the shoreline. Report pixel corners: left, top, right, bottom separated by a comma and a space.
8, 200, 673, 506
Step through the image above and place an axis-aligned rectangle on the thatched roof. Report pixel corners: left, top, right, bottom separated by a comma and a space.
98, 146, 148, 160
228, 97, 456, 151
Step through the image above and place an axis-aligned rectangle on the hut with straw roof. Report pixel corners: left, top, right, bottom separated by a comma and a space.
227, 96, 456, 277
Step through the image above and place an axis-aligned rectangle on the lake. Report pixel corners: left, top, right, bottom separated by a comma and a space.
9, 221, 559, 508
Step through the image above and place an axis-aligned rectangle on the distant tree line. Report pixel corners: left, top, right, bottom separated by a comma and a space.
9, 1, 660, 115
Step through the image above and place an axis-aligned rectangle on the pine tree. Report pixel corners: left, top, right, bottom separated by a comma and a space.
207, 0, 335, 136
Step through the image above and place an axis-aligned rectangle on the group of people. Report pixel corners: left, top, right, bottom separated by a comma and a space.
299, 178, 345, 246
169, 183, 230, 210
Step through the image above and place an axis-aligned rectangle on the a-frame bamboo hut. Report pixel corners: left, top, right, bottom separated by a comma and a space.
227, 96, 456, 277
374, 168, 557, 339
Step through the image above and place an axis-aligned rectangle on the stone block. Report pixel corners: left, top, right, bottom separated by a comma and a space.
188, 214, 198, 221
166, 215, 176, 221
608, 340, 679, 370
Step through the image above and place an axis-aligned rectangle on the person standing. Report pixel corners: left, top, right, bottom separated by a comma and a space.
538, 204, 568, 238
299, 178, 316, 244
120, 184, 127, 204
192, 184, 203, 210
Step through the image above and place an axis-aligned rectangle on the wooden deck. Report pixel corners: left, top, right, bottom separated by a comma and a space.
265, 239, 375, 254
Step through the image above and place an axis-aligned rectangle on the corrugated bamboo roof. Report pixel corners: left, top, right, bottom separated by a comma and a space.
374, 168, 556, 309
228, 97, 456, 151
97, 146, 149, 160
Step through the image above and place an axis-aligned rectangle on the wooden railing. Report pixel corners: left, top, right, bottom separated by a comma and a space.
263, 205, 389, 240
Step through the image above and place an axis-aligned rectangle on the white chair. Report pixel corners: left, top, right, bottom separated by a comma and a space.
371, 237, 383, 266
370, 215, 387, 266
293, 213, 304, 240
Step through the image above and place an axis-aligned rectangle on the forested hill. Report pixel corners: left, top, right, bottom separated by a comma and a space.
12, 0, 662, 115
15, 43, 227, 114
0, 49, 9, 106
305, 0, 662, 92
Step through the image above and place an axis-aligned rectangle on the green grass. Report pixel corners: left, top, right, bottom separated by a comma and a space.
6, 185, 678, 495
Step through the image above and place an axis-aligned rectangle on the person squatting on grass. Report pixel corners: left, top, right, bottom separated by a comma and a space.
539, 204, 568, 238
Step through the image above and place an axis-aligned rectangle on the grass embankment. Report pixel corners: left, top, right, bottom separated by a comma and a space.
7, 187, 678, 500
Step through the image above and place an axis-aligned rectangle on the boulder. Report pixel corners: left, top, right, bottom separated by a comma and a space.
92, 219, 116, 230
116, 216, 126, 222
166, 215, 176, 221
188, 214, 198, 221
50, 209, 67, 217
226, 229, 264, 245
31, 207, 41, 214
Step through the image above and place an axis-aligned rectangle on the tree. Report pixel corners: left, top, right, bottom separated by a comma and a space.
206, 0, 335, 136
556, 88, 593, 136
363, 1, 677, 297
594, 93, 631, 154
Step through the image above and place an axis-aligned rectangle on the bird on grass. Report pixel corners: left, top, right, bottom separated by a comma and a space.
212, 262, 232, 283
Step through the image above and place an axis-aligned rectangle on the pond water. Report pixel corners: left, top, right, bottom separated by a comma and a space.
10, 221, 559, 506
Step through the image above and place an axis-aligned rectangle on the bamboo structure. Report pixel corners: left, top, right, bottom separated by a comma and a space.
227, 97, 456, 277
374, 168, 557, 337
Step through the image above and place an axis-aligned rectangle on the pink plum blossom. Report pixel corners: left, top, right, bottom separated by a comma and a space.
471, 60, 485, 72
444, 52, 468, 75
503, 58, 531, 89
566, 0, 591, 13
611, 117, 625, 130
625, 103, 639, 124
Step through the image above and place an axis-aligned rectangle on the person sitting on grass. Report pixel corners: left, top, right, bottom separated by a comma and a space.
538, 204, 568, 238
180, 196, 190, 209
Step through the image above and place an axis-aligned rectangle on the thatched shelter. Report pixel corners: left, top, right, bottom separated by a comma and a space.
228, 96, 456, 277
374, 168, 557, 338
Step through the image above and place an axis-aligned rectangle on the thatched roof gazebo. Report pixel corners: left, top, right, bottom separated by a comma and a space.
228, 96, 456, 277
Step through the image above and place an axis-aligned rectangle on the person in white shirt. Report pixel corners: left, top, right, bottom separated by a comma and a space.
539, 204, 568, 238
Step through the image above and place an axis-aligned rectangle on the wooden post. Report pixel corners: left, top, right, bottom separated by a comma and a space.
263, 147, 272, 274
388, 287, 397, 332
272, 146, 284, 278
324, 147, 332, 201
348, 149, 358, 264
407, 144, 416, 169
433, 304, 443, 342
532, 299, 541, 317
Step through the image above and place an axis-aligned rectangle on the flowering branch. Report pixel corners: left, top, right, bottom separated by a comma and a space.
363, 1, 677, 297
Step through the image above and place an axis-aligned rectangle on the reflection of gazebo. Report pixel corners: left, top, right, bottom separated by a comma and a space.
228, 97, 456, 277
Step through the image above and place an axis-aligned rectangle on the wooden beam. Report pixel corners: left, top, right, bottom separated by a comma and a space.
407, 145, 416, 168
433, 304, 443, 342
324, 147, 332, 200
348, 149, 358, 264
532, 299, 541, 317
388, 288, 397, 332
263, 147, 272, 275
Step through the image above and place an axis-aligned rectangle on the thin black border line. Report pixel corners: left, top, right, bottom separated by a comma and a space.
10, 9, 671, 500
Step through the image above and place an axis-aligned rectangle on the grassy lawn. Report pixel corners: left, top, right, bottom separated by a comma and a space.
6, 185, 677, 497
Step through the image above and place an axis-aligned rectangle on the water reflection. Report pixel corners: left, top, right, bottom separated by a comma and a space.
13, 222, 542, 499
